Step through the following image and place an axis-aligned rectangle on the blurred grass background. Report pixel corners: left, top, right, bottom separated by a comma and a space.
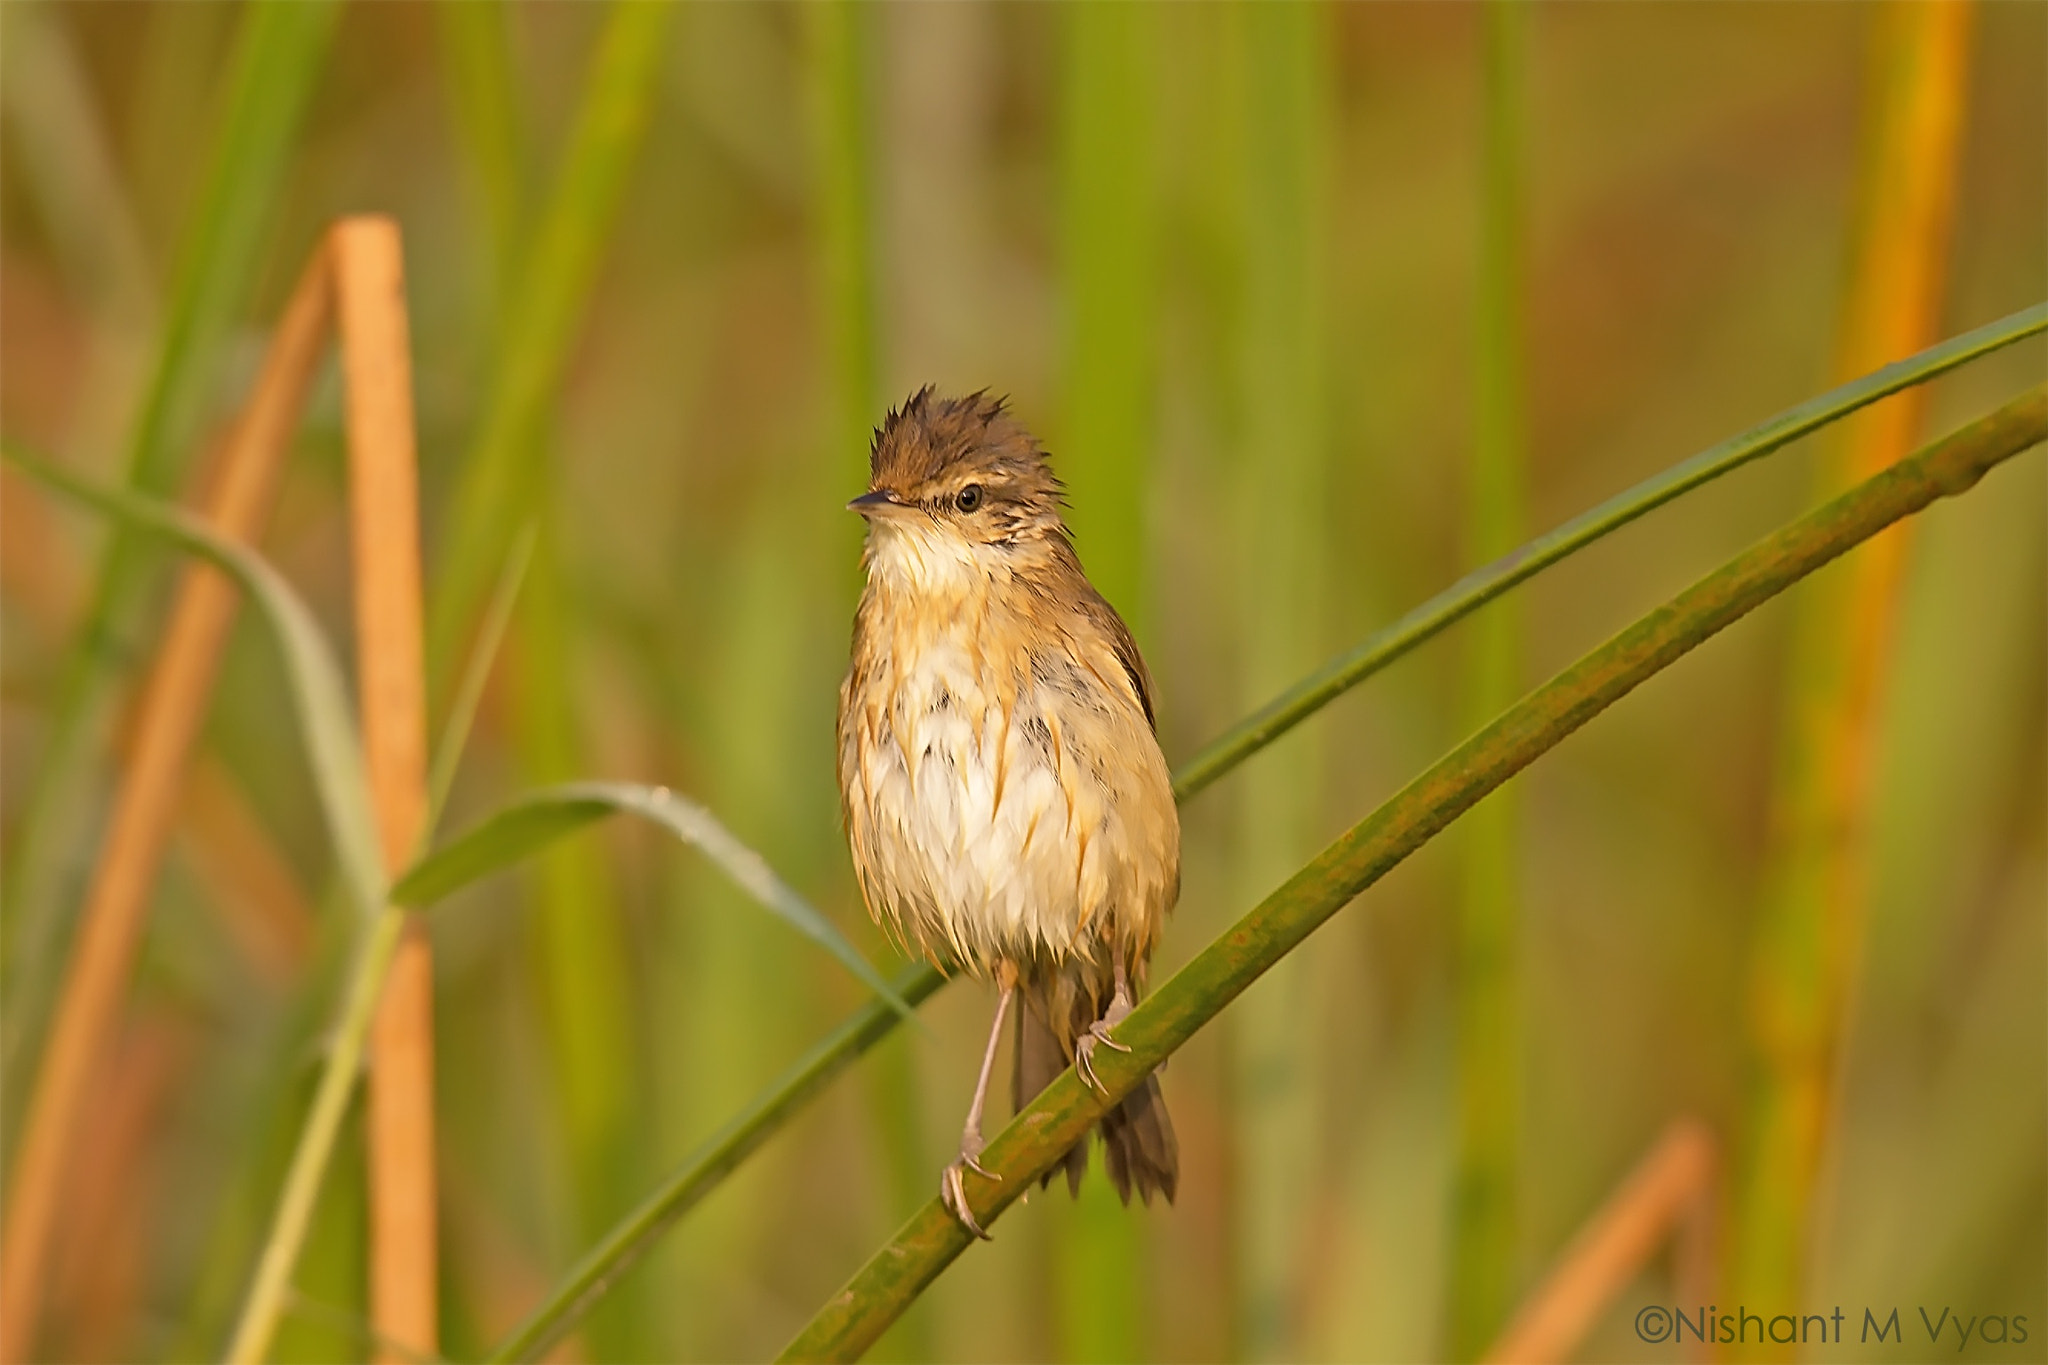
1, 2, 2043, 1362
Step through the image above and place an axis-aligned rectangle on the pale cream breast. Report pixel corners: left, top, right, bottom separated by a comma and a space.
838, 568, 1179, 978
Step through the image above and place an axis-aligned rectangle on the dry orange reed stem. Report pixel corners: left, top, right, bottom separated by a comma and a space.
1799, 0, 1974, 929
332, 217, 438, 1363
47, 1013, 194, 1363
0, 248, 334, 1365
1737, 0, 1974, 1310
1483, 1118, 1719, 1365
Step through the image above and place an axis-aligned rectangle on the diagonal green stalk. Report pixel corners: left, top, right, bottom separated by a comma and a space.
1, 0, 341, 1084
484, 962, 948, 1364
777, 389, 2047, 1364
425, 524, 536, 826
225, 907, 406, 1365
475, 312, 2045, 1359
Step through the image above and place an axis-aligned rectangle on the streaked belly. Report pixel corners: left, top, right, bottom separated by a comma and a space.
849, 643, 1122, 969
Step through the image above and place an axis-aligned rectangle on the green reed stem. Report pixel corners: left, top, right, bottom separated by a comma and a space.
479, 313, 2045, 1359
778, 388, 2047, 1363
1449, 0, 1528, 1354
1229, 2, 1334, 1356
226, 906, 406, 1365
425, 0, 674, 687
1053, 3, 1160, 1359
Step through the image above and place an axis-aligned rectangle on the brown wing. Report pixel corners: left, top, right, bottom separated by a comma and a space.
1082, 588, 1157, 732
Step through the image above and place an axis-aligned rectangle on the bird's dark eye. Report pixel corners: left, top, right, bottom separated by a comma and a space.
954, 484, 984, 514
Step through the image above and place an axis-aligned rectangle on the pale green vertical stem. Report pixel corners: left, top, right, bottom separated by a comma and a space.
0, 0, 341, 1095
1230, 4, 1333, 1359
435, 0, 530, 310
811, 0, 881, 474
512, 519, 645, 1361
433, 6, 652, 1355
425, 0, 675, 687
806, 6, 931, 1359
1448, 0, 1528, 1356
1054, 4, 1158, 1361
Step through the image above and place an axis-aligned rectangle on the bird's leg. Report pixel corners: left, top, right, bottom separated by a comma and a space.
1074, 956, 1136, 1094
941, 965, 1014, 1240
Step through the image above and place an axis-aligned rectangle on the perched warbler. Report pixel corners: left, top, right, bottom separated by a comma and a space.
836, 389, 1179, 1238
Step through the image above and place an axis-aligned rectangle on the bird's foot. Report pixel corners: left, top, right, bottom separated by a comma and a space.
940, 1135, 999, 1240
1075, 1016, 1133, 1094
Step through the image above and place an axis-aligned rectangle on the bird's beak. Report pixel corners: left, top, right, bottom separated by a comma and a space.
847, 489, 911, 518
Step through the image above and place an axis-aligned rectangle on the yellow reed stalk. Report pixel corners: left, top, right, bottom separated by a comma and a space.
1735, 0, 1975, 1314
1482, 1119, 1718, 1365
0, 246, 333, 1365
332, 216, 437, 1364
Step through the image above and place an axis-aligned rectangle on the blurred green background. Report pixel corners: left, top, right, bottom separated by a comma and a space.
0, 2, 2042, 1362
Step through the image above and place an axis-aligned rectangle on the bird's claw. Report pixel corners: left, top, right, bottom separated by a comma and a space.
941, 1160, 994, 1240
1074, 1020, 1132, 1094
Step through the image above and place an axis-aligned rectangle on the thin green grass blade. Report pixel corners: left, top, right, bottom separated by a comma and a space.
425, 523, 536, 826
425, 0, 676, 686
478, 314, 2046, 1356
1, 0, 342, 1066
3, 448, 383, 921
1449, 1, 1529, 1354
434, 0, 529, 306
392, 781, 916, 1021
1170, 300, 2048, 800
776, 390, 2048, 1364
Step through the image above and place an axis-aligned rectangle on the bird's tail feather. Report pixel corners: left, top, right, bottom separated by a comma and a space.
1012, 978, 1178, 1204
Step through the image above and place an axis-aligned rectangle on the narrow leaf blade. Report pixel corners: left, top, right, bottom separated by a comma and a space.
394, 781, 916, 1020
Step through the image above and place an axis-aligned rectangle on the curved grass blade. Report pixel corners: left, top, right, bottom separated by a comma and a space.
3, 447, 383, 920
1172, 299, 2048, 800
392, 781, 915, 1021
4, 446, 398, 1365
484, 314, 2047, 1358
778, 390, 2048, 1362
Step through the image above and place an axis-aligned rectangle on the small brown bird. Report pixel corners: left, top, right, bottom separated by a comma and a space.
836, 389, 1180, 1237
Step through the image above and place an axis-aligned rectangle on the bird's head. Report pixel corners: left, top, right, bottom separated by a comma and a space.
849, 389, 1069, 589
